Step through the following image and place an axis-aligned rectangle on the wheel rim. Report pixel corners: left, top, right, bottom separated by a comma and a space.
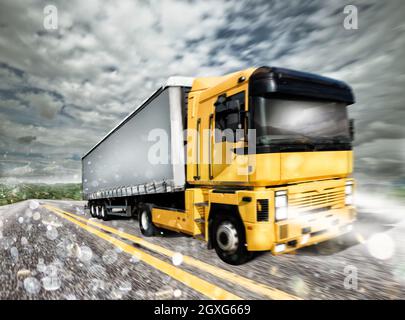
96, 206, 99, 217
141, 211, 149, 230
216, 221, 239, 253
101, 206, 105, 218
90, 206, 94, 215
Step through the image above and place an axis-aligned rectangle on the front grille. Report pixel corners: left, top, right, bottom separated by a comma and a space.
256, 199, 269, 222
289, 186, 345, 214
279, 225, 288, 239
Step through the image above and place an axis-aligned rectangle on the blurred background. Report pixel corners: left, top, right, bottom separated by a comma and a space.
0, 0, 404, 203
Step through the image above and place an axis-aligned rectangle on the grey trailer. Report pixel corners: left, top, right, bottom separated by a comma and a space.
82, 77, 193, 217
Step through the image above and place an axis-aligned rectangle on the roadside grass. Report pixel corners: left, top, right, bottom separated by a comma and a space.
0, 183, 82, 206
389, 186, 405, 200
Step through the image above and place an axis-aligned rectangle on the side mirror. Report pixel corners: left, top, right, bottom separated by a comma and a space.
349, 119, 355, 141
214, 94, 227, 107
214, 94, 227, 114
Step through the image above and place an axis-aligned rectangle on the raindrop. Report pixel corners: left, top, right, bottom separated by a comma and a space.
121, 267, 129, 276
24, 277, 41, 294
367, 233, 395, 260
10, 246, 19, 261
90, 279, 105, 292
21, 237, 28, 246
42, 276, 61, 291
33, 212, 41, 221
290, 276, 309, 298
173, 289, 182, 298
394, 265, 405, 284
114, 246, 123, 254
135, 290, 146, 299
155, 287, 174, 299
58, 239, 76, 258
29, 200, 39, 210
270, 266, 278, 276
67, 241, 79, 257
102, 249, 118, 265
130, 254, 140, 264
172, 252, 183, 266
118, 280, 132, 292
77, 246, 93, 263
45, 264, 58, 277
46, 227, 58, 241
111, 288, 123, 299
55, 241, 67, 258
37, 259, 46, 273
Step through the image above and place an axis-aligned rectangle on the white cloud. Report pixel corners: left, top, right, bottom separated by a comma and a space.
17, 92, 63, 119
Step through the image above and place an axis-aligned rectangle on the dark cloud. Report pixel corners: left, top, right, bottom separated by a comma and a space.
17, 136, 36, 144
0, 0, 404, 184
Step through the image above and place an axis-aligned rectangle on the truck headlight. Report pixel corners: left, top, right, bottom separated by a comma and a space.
345, 181, 354, 205
275, 190, 288, 221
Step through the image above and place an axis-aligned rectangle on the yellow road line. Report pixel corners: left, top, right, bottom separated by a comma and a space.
43, 205, 241, 300
45, 204, 300, 300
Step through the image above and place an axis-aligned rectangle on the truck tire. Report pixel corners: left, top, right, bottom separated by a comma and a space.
212, 215, 252, 265
100, 205, 109, 221
139, 204, 158, 237
95, 205, 100, 218
90, 205, 96, 218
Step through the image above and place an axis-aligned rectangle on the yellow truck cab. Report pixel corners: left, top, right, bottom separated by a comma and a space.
84, 66, 356, 265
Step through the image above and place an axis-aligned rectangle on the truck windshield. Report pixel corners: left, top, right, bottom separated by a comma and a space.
251, 96, 351, 151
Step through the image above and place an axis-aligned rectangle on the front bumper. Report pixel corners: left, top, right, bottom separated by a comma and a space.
245, 206, 356, 253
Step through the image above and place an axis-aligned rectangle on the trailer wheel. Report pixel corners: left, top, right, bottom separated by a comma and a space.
95, 205, 101, 219
90, 205, 96, 218
212, 215, 252, 265
139, 205, 158, 237
100, 205, 109, 221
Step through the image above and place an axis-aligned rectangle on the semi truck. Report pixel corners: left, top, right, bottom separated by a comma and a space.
82, 66, 356, 265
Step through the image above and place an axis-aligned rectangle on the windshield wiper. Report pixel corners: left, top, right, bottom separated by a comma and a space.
311, 136, 351, 145
257, 134, 314, 146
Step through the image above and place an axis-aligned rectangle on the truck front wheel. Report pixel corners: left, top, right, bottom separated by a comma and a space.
139, 205, 158, 237
212, 215, 252, 265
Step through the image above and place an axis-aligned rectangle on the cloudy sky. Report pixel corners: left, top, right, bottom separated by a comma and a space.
0, 0, 404, 185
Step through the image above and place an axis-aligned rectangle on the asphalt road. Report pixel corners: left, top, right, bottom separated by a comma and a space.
0, 197, 404, 300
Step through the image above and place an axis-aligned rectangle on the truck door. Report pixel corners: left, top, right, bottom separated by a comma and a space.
211, 91, 249, 183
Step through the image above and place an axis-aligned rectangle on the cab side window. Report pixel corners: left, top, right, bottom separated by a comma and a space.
215, 92, 245, 142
